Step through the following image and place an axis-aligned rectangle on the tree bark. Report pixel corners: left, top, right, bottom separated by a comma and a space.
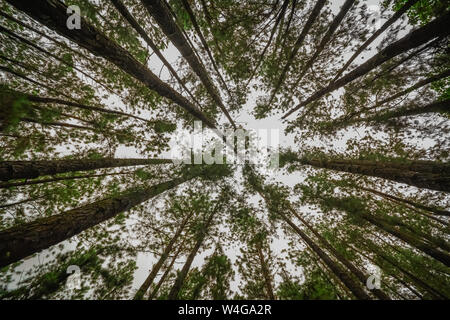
167, 206, 218, 299
0, 158, 172, 181
287, 155, 450, 192
268, 0, 326, 105
7, 0, 217, 129
0, 173, 196, 268
290, 208, 390, 299
361, 186, 450, 217
294, 0, 356, 85
133, 210, 194, 300
256, 243, 276, 299
331, 0, 420, 82
140, 0, 234, 128
282, 11, 450, 119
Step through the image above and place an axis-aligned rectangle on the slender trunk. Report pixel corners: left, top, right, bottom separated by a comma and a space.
7, 0, 217, 128
0, 26, 117, 95
0, 158, 172, 181
140, 0, 234, 128
361, 212, 450, 267
331, 0, 420, 82
361, 186, 450, 217
256, 243, 276, 299
0, 197, 42, 209
363, 99, 449, 123
3, 87, 149, 123
167, 207, 218, 299
294, 0, 356, 85
133, 210, 194, 300
109, 0, 201, 107
0, 173, 196, 268
358, 240, 447, 299
280, 213, 372, 299
290, 208, 390, 300
148, 239, 185, 300
282, 12, 450, 119
180, 0, 232, 99
0, 171, 132, 189
289, 156, 450, 192
245, 0, 289, 89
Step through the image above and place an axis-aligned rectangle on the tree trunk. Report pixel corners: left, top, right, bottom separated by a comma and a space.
293, 0, 356, 85
256, 243, 276, 299
361, 186, 450, 217
109, 0, 201, 107
133, 210, 194, 300
0, 174, 196, 268
0, 158, 172, 181
268, 0, 326, 105
180, 0, 232, 99
280, 213, 372, 299
167, 206, 218, 299
7, 0, 217, 129
331, 0, 420, 82
282, 11, 450, 119
140, 0, 234, 128
289, 156, 450, 192
290, 208, 390, 300
148, 241, 185, 300
0, 171, 132, 189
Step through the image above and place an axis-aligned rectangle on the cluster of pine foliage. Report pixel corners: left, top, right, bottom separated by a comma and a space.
0, 0, 449, 300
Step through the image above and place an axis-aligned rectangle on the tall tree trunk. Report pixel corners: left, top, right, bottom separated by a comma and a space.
362, 99, 449, 123
179, 0, 232, 99
256, 243, 276, 299
331, 0, 420, 82
356, 240, 448, 299
167, 205, 218, 299
245, 0, 289, 88
268, 0, 326, 106
361, 186, 450, 217
109, 0, 201, 107
284, 155, 450, 192
133, 210, 194, 300
0, 158, 172, 181
0, 174, 197, 268
293, 0, 356, 85
7, 0, 217, 129
148, 238, 186, 300
140, 0, 235, 128
282, 11, 450, 119
280, 212, 372, 299
0, 171, 132, 189
290, 208, 390, 300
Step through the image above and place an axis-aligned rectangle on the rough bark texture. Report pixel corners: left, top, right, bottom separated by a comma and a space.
0, 158, 172, 181
133, 211, 194, 300
0, 174, 195, 268
140, 0, 234, 128
283, 11, 450, 119
7, 0, 217, 128
331, 0, 420, 82
293, 157, 450, 192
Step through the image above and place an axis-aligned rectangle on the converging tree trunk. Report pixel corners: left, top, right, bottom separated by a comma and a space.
0, 158, 172, 181
0, 173, 197, 267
